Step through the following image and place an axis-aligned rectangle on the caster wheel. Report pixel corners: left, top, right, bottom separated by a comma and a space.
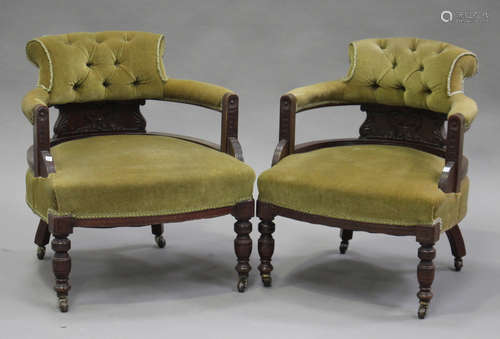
155, 235, 166, 248
58, 297, 69, 313
454, 258, 463, 271
37, 246, 46, 260
339, 241, 349, 254
262, 275, 272, 287
237, 277, 248, 293
417, 303, 428, 319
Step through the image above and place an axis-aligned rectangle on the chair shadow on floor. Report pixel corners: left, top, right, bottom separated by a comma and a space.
279, 228, 500, 318
283, 251, 414, 308
36, 241, 248, 309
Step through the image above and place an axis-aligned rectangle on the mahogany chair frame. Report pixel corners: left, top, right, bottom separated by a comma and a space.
256, 94, 468, 319
29, 94, 254, 312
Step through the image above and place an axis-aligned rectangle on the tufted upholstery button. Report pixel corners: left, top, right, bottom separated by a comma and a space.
369, 80, 380, 89
27, 32, 169, 105
338, 37, 478, 114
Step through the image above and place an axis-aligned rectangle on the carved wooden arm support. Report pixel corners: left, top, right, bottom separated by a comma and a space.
32, 104, 55, 177
221, 93, 246, 161
271, 139, 289, 166
277, 93, 354, 162
279, 94, 297, 156
438, 113, 465, 193
162, 80, 244, 160
228, 137, 244, 161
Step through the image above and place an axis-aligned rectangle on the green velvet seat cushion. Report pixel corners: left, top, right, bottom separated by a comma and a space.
258, 145, 468, 230
26, 135, 255, 220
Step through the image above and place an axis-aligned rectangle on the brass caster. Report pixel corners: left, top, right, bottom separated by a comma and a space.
58, 297, 69, 313
454, 258, 463, 271
418, 302, 428, 319
261, 274, 272, 287
339, 241, 349, 254
155, 235, 166, 248
37, 246, 46, 260
237, 277, 248, 293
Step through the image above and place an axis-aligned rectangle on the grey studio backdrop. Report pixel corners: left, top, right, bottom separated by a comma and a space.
0, 0, 499, 338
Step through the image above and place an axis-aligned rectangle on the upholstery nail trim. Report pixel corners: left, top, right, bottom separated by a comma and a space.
26, 196, 253, 221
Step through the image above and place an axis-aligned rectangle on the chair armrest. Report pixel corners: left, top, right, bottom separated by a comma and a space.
228, 137, 244, 161
438, 113, 465, 193
287, 80, 348, 113
162, 78, 233, 112
448, 93, 477, 130
279, 80, 349, 155
21, 87, 50, 124
271, 140, 289, 166
162, 78, 241, 157
32, 105, 55, 177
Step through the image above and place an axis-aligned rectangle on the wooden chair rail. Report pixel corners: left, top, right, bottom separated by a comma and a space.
256, 201, 441, 244
293, 138, 445, 156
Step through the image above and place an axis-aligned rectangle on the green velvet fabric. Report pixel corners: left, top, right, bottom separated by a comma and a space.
26, 31, 168, 104
288, 37, 478, 128
162, 78, 233, 111
26, 135, 255, 221
258, 145, 468, 230
22, 31, 233, 123
21, 87, 50, 124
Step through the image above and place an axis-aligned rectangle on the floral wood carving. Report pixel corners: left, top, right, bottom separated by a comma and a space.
359, 103, 446, 149
53, 100, 146, 139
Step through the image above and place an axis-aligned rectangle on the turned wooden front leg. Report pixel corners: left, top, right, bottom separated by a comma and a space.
258, 218, 275, 287
49, 215, 73, 312
232, 200, 254, 293
234, 218, 252, 292
417, 242, 436, 319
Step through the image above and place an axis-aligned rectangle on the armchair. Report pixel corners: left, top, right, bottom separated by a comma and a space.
23, 31, 255, 312
257, 37, 478, 318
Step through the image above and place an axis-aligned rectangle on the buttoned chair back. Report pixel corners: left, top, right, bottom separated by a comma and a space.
342, 37, 477, 117
23, 31, 167, 122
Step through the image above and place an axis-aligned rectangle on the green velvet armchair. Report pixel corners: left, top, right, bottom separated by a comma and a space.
23, 31, 255, 312
256, 37, 478, 318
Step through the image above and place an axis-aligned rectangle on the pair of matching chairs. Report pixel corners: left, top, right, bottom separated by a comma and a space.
22, 31, 478, 319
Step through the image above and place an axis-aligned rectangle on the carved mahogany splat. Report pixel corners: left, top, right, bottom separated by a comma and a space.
53, 100, 146, 142
359, 103, 446, 149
